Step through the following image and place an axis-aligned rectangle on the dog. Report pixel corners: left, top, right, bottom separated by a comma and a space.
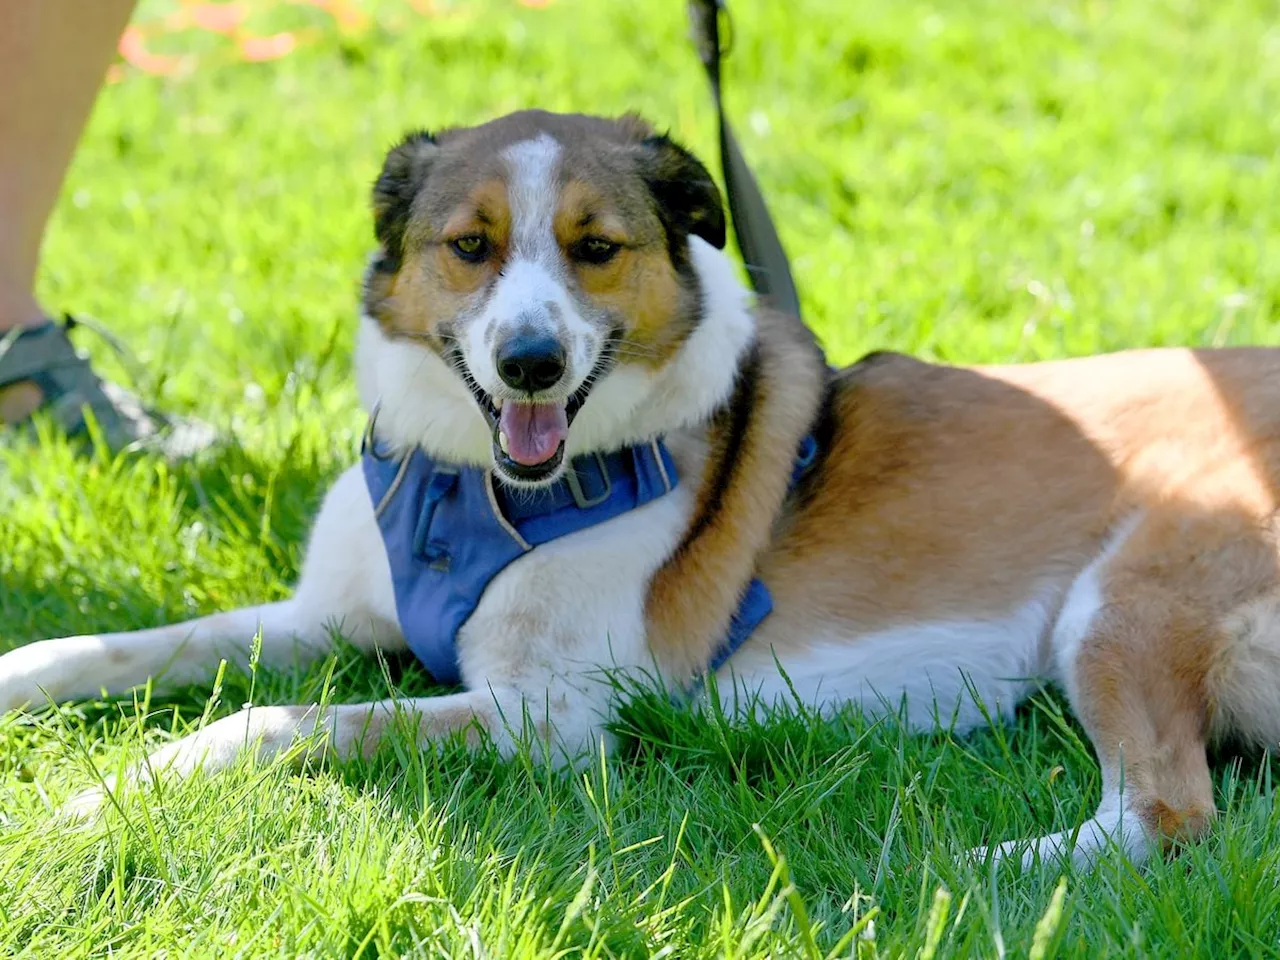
5, 109, 1280, 871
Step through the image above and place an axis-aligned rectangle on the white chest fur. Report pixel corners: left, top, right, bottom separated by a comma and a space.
455, 478, 696, 695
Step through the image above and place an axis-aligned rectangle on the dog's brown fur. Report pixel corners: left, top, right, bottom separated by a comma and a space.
737, 346, 1280, 854
645, 308, 827, 679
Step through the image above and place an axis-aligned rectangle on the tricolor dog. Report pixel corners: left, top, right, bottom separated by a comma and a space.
5, 110, 1280, 870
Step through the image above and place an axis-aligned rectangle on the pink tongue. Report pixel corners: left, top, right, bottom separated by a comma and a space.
499, 401, 569, 466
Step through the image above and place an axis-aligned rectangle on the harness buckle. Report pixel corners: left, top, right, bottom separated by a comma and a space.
688, 0, 732, 69
566, 452, 612, 509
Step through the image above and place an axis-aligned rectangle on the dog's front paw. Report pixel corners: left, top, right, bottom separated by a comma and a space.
0, 635, 124, 714
970, 811, 1153, 872
0, 648, 53, 714
57, 780, 116, 824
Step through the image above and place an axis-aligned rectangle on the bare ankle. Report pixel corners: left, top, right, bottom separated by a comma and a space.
0, 291, 46, 333
1, 305, 50, 422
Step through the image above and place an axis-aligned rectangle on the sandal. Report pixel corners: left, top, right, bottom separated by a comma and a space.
0, 316, 217, 459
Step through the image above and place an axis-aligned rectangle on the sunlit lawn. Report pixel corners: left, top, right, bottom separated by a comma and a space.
3, 0, 1280, 954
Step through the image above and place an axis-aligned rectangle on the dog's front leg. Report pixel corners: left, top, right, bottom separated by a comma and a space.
0, 465, 404, 712
62, 684, 597, 818
0, 598, 397, 714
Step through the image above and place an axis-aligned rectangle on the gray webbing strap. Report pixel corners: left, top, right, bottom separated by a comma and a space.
687, 0, 802, 320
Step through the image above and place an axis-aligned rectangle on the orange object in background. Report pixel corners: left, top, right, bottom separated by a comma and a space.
110, 0, 553, 81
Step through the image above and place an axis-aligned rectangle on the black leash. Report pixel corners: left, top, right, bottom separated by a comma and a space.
687, 0, 802, 320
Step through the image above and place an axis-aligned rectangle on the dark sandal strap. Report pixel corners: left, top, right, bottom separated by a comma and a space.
1, 317, 218, 457
0, 321, 112, 436
0, 322, 75, 388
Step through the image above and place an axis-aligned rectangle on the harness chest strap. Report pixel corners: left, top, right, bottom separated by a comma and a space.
362, 431, 821, 686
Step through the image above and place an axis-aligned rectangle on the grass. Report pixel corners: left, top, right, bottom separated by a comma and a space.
3, 0, 1280, 954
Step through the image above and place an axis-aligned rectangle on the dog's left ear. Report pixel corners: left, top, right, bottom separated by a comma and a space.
372, 130, 439, 270
637, 134, 727, 253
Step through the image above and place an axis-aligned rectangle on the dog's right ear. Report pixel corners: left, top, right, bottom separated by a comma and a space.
372, 130, 438, 271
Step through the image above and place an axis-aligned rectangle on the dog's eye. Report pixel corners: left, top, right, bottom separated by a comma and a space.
450, 235, 490, 263
572, 237, 621, 265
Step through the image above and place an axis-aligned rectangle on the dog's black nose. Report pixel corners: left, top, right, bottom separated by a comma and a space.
495, 332, 566, 392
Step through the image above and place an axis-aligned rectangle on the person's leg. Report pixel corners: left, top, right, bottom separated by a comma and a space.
0, 0, 137, 423
0, 0, 214, 456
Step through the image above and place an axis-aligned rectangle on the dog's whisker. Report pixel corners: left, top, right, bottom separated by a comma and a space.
600, 339, 659, 357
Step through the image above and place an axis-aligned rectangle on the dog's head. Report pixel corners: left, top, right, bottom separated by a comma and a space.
362, 110, 737, 486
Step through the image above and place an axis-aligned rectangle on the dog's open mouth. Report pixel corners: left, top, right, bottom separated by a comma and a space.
446, 344, 610, 484
471, 385, 590, 484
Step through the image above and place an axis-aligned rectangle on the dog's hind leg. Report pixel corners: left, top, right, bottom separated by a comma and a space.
0, 464, 404, 712
986, 576, 1218, 871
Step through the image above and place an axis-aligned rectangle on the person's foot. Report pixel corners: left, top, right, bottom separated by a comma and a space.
0, 317, 217, 458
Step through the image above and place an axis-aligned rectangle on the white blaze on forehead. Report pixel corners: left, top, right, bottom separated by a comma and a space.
460, 131, 594, 392
503, 134, 563, 263
484, 259, 565, 331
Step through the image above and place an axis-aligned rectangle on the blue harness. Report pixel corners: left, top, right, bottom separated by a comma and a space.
362, 432, 818, 686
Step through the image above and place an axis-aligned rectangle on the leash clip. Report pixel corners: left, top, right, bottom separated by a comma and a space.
688, 0, 732, 71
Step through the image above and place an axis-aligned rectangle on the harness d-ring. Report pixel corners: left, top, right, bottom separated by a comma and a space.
362, 399, 396, 462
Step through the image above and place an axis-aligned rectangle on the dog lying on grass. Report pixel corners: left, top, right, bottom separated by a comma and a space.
4, 110, 1279, 870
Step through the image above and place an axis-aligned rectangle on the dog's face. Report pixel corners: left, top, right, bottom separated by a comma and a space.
363, 110, 726, 486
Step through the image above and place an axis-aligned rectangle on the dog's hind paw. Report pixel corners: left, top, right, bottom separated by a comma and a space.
0, 649, 56, 715
966, 837, 1056, 872
968, 811, 1153, 872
